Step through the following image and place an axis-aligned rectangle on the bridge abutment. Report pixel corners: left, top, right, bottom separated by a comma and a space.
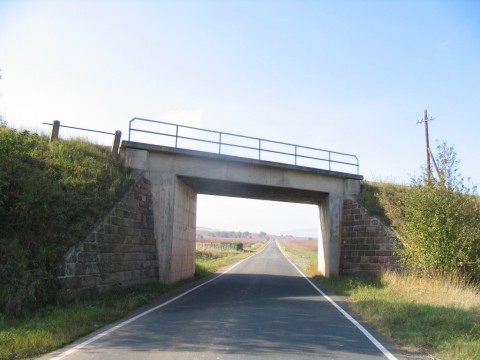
151, 173, 197, 283
120, 141, 364, 283
318, 192, 343, 277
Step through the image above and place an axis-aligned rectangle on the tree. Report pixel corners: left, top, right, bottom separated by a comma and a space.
399, 141, 480, 279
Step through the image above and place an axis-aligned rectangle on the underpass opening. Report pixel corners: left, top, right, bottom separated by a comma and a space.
178, 176, 332, 280
194, 191, 325, 278
196, 195, 321, 271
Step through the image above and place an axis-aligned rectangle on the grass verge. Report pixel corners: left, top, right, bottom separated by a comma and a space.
315, 271, 480, 360
0, 243, 264, 360
0, 283, 182, 360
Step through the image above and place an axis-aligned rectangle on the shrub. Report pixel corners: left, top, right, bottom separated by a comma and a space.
400, 167, 480, 279
359, 142, 480, 281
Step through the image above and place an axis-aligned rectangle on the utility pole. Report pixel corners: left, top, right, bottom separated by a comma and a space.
416, 109, 435, 180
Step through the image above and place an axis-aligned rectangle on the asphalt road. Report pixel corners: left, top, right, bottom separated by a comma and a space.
46, 241, 402, 360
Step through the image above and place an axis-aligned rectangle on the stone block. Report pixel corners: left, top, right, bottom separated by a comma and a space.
77, 252, 97, 263
80, 276, 96, 288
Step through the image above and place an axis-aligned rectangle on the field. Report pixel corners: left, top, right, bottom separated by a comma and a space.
197, 236, 264, 250
195, 234, 266, 277
275, 236, 318, 275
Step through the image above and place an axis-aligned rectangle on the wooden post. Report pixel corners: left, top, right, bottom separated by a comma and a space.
51, 120, 60, 142
424, 110, 431, 179
111, 130, 122, 158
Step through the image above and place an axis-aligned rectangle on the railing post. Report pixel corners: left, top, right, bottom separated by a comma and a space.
175, 125, 179, 148
294, 145, 297, 165
128, 118, 133, 141
50, 120, 60, 142
111, 130, 122, 158
219, 133, 222, 154
328, 152, 331, 171
259, 139, 262, 160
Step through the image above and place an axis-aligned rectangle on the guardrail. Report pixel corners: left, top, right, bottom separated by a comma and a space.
128, 117, 359, 174
43, 121, 122, 157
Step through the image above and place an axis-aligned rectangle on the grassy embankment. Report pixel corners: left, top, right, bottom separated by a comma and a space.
278, 182, 480, 360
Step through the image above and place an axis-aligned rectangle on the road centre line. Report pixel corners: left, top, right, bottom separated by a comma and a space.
50, 243, 270, 360
276, 241, 398, 360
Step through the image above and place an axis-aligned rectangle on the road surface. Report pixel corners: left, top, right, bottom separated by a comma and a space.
46, 241, 401, 360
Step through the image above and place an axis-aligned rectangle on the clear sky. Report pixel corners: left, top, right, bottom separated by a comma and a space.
1, 0, 479, 235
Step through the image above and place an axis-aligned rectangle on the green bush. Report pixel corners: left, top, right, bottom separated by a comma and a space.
0, 126, 131, 317
400, 143, 480, 279
361, 142, 480, 281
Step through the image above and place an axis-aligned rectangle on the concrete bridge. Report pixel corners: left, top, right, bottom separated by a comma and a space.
119, 120, 363, 283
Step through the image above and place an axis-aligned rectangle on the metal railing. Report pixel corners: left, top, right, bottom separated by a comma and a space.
43, 121, 122, 157
128, 117, 359, 174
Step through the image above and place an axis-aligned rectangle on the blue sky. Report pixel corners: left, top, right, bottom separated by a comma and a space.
1, 0, 479, 235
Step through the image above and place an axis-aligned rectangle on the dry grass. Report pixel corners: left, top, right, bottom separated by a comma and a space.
381, 270, 480, 311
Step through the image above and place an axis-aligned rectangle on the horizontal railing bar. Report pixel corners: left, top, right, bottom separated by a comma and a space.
128, 117, 360, 174
130, 118, 357, 160
131, 128, 358, 167
43, 122, 115, 136
130, 128, 177, 139
131, 129, 261, 152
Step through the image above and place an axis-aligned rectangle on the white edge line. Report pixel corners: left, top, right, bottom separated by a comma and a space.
275, 241, 398, 360
50, 242, 270, 360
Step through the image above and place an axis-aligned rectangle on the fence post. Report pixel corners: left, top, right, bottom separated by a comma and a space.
111, 130, 122, 158
50, 120, 60, 142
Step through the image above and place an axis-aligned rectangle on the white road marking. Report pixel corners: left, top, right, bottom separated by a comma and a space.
50, 244, 269, 359
276, 241, 399, 360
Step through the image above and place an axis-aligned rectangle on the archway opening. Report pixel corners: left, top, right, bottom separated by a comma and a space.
196, 194, 320, 274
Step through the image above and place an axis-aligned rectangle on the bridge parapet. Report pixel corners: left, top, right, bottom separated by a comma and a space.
127, 118, 360, 175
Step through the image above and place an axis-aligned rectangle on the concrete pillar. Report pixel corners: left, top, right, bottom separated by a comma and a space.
344, 178, 361, 200
317, 192, 344, 277
150, 173, 197, 283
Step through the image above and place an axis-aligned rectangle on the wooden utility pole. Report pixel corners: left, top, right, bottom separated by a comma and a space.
416, 109, 435, 179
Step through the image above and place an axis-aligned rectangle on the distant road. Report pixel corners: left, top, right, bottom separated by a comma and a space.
46, 241, 401, 360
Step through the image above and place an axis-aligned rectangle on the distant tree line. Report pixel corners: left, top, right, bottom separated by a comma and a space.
208, 231, 252, 239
